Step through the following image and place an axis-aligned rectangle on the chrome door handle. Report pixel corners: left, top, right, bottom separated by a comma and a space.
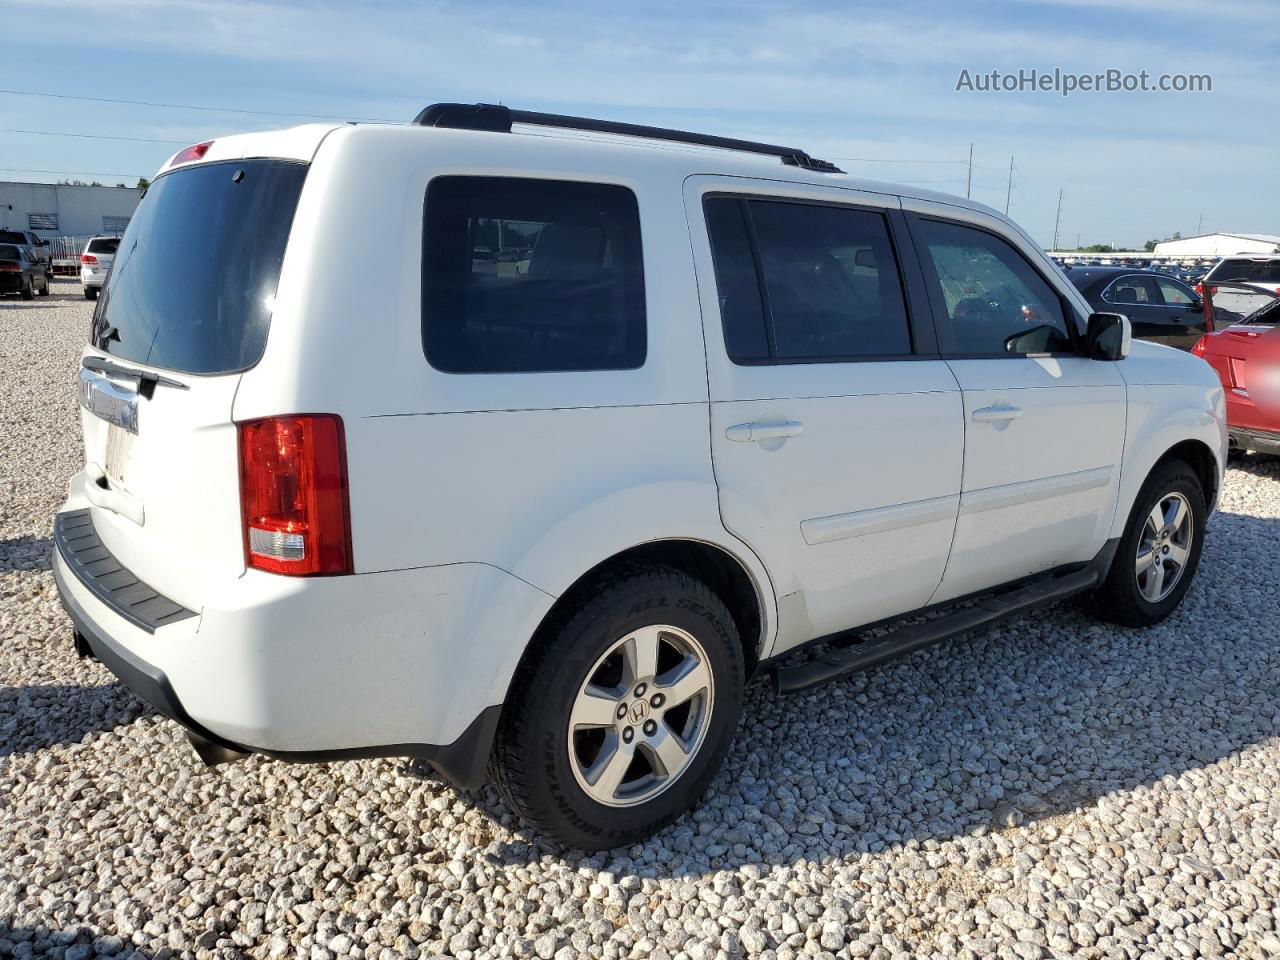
725, 419, 804, 443
971, 404, 1022, 423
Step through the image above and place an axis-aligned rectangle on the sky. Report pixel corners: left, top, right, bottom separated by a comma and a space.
2, 0, 1276, 249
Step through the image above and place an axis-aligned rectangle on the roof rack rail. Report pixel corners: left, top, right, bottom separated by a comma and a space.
412, 102, 845, 174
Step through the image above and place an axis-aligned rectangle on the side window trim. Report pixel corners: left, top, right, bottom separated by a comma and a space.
703, 191, 936, 365
902, 210, 1084, 359
1102, 274, 1160, 308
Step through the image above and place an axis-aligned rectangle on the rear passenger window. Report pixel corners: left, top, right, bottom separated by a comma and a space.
422, 177, 645, 373
704, 197, 912, 363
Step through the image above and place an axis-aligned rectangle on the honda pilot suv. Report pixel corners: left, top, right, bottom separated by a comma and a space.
56, 104, 1226, 849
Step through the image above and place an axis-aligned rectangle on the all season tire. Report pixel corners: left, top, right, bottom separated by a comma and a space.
1087, 459, 1206, 627
21, 277, 33, 300
84, 287, 98, 300
490, 563, 745, 850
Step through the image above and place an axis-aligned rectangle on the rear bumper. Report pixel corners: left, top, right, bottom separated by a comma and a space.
51, 505, 551, 788
0, 273, 27, 292
80, 268, 105, 288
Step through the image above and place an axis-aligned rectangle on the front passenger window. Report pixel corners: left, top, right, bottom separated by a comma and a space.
917, 220, 1072, 356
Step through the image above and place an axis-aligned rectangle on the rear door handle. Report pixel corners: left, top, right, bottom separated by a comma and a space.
971, 404, 1022, 424
726, 419, 804, 443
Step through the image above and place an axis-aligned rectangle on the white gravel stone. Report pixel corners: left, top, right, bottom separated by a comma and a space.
3, 286, 1280, 959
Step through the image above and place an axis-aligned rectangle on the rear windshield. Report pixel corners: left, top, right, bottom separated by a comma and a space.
87, 238, 120, 255
0, 245, 20, 260
1207, 259, 1280, 284
91, 158, 307, 374
0, 231, 25, 245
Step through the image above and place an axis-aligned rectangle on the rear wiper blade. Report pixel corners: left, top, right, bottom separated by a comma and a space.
82, 355, 189, 394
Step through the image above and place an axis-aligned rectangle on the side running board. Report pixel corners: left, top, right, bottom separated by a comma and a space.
773, 566, 1102, 694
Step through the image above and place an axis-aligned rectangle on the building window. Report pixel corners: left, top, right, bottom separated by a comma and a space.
103, 216, 130, 233
28, 213, 58, 231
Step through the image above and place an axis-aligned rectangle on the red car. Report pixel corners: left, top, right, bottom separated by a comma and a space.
1193, 288, 1280, 456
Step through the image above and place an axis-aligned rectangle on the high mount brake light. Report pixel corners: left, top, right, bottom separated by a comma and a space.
170, 141, 213, 166
238, 415, 353, 576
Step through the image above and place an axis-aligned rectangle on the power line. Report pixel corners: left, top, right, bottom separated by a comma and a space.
0, 167, 146, 180
0, 88, 396, 123
1, 128, 187, 145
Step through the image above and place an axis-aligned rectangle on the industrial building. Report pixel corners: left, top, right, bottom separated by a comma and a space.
0, 180, 142, 239
1154, 232, 1280, 258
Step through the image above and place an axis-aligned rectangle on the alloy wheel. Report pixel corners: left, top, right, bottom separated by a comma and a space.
1135, 491, 1193, 603
567, 624, 714, 807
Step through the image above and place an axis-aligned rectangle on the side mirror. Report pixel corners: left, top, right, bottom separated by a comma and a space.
1086, 312, 1131, 361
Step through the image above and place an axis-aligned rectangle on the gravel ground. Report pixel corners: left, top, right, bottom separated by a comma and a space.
3, 281, 1280, 960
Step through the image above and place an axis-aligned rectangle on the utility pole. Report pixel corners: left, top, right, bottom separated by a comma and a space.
966, 143, 973, 199
1196, 213, 1204, 234
1004, 155, 1014, 215
1052, 188, 1063, 251
1076, 232, 1081, 250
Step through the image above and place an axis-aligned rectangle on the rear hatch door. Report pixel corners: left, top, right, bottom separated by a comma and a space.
79, 155, 310, 612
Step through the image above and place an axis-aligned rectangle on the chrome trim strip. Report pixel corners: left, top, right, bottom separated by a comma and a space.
801, 494, 960, 546
960, 465, 1114, 516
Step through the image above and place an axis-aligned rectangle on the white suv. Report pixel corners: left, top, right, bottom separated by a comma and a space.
1201, 253, 1280, 296
56, 104, 1226, 849
79, 236, 120, 299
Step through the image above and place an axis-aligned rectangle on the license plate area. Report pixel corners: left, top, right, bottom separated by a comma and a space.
104, 424, 134, 488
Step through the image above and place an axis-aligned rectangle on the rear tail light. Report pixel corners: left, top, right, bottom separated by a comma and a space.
81, 254, 98, 265
170, 141, 213, 166
238, 415, 352, 576
1190, 336, 1207, 357
1194, 282, 1203, 297
0, 262, 19, 272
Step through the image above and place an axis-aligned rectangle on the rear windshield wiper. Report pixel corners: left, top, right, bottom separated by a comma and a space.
82, 355, 189, 397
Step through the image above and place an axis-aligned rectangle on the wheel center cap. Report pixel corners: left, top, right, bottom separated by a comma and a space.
629, 700, 650, 723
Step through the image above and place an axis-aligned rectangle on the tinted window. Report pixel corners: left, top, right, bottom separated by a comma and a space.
422, 177, 645, 374
87, 238, 121, 255
1105, 275, 1161, 305
1156, 277, 1196, 305
92, 159, 306, 374
0, 245, 20, 260
0, 232, 25, 245
704, 197, 912, 362
917, 220, 1071, 355
1207, 258, 1280, 284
